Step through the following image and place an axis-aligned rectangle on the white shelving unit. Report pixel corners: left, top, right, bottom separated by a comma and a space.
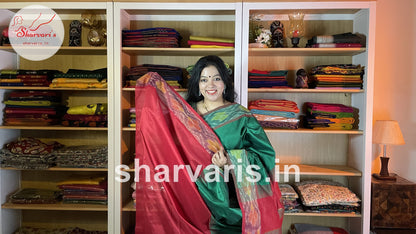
241, 2, 375, 233
0, 2, 114, 234
113, 2, 242, 233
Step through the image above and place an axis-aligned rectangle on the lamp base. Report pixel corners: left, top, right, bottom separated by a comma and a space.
372, 173, 397, 181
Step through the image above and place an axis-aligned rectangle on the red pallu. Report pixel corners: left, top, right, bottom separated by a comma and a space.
135, 73, 220, 234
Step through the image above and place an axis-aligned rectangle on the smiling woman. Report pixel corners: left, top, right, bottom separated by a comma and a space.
185, 55, 284, 233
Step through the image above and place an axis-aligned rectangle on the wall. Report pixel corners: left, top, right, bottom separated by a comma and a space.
373, 0, 416, 182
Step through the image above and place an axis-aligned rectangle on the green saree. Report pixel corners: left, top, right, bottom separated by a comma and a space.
194, 103, 284, 233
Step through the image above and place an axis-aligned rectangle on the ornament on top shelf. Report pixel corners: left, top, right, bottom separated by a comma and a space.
270, 21, 285, 48
69, 20, 82, 46
81, 11, 106, 47
288, 12, 305, 48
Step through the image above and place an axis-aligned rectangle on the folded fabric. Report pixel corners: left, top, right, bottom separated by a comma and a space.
187, 40, 234, 47
9, 188, 61, 204
249, 99, 299, 113
309, 43, 362, 48
290, 223, 349, 234
307, 32, 366, 46
5, 137, 62, 155
190, 45, 234, 48
58, 176, 106, 186
189, 35, 234, 43
49, 82, 107, 89
294, 180, 361, 207
4, 100, 58, 107
305, 102, 354, 113
13, 226, 108, 234
122, 27, 182, 48
66, 103, 107, 115
250, 109, 296, 118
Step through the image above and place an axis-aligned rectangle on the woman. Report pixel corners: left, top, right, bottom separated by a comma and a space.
186, 55, 284, 233
134, 56, 283, 234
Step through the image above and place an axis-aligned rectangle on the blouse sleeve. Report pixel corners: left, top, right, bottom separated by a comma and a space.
242, 115, 276, 181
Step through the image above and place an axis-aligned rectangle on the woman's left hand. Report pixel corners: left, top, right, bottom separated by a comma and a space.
212, 148, 227, 168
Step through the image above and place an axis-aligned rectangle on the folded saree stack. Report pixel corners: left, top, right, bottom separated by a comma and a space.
3, 91, 63, 126
54, 145, 108, 168
248, 69, 290, 88
187, 35, 235, 48
290, 223, 349, 234
122, 27, 182, 47
303, 102, 356, 130
0, 69, 60, 87
125, 64, 183, 88
0, 137, 62, 169
49, 68, 107, 89
309, 64, 365, 89
279, 184, 302, 213
294, 180, 361, 214
8, 188, 61, 204
61, 103, 108, 127
58, 176, 107, 205
306, 32, 365, 48
128, 107, 136, 127
249, 99, 300, 129
13, 226, 108, 234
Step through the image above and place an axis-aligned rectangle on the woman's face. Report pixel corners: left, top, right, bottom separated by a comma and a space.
199, 65, 225, 103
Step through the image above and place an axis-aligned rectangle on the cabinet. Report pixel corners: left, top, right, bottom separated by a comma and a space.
241, 2, 375, 233
113, 2, 242, 233
371, 176, 416, 230
0, 2, 114, 234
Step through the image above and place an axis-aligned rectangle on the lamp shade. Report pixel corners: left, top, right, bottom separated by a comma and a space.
373, 120, 405, 145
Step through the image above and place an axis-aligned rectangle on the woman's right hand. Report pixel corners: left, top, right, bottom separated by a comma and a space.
212, 148, 227, 168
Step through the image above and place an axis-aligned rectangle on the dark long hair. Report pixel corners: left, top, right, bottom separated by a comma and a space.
186, 55, 235, 104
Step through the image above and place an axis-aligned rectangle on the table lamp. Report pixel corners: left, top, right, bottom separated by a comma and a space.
372, 120, 405, 181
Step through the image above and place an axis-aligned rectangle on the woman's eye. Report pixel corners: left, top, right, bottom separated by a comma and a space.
200, 78, 207, 83
214, 77, 222, 81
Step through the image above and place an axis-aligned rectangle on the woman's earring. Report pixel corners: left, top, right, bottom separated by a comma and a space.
198, 91, 201, 96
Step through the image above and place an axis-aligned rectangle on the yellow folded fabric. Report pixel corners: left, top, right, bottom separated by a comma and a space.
67, 103, 108, 115
190, 45, 234, 48
58, 176, 106, 185
189, 36, 234, 43
52, 78, 107, 83
49, 83, 107, 89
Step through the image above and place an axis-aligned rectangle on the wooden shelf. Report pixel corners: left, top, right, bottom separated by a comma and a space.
1, 167, 107, 172
283, 164, 361, 176
0, 126, 107, 131
248, 88, 364, 93
122, 47, 234, 56
123, 126, 362, 134
124, 87, 361, 94
0, 46, 107, 55
118, 163, 360, 176
123, 200, 135, 212
249, 47, 366, 56
1, 202, 107, 211
264, 128, 363, 134
0, 87, 107, 91
122, 198, 360, 217
284, 212, 361, 218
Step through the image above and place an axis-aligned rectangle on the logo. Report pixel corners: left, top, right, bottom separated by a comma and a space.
9, 5, 64, 61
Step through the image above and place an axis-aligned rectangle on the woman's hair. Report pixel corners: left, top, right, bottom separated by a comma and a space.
186, 55, 235, 104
